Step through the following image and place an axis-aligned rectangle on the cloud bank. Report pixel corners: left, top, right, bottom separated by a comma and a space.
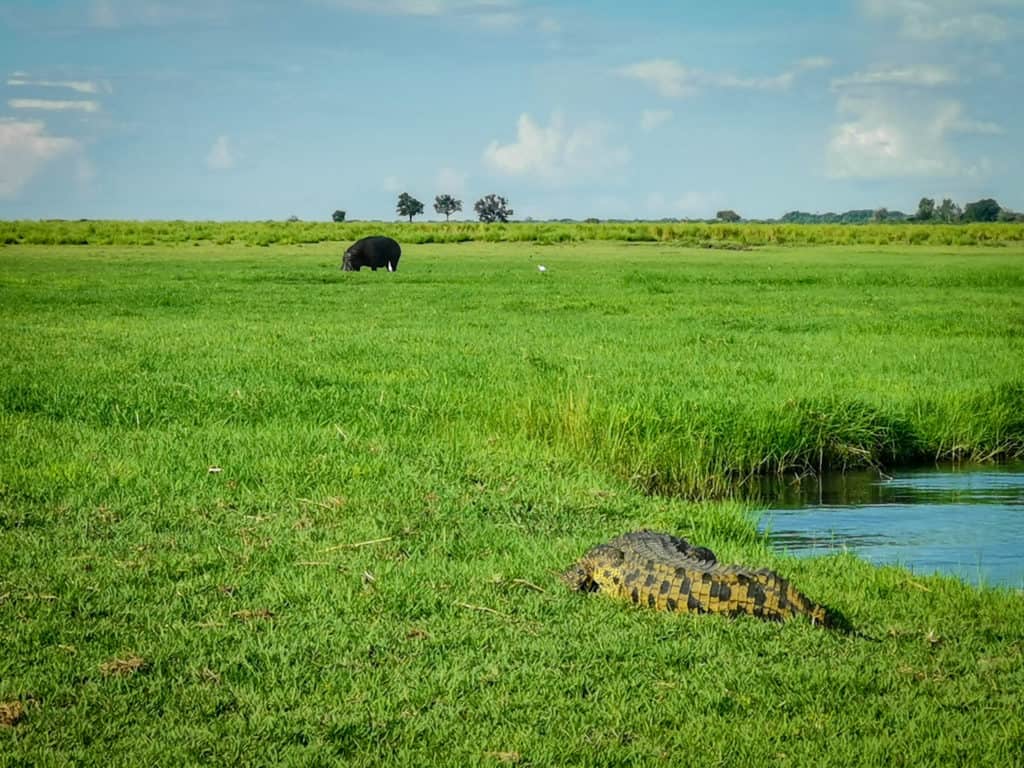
618, 57, 831, 98
483, 112, 629, 184
861, 0, 1020, 42
0, 119, 80, 198
827, 95, 999, 178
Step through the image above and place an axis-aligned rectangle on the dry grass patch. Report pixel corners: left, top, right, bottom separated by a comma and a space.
99, 656, 146, 677
231, 608, 274, 622
0, 700, 25, 727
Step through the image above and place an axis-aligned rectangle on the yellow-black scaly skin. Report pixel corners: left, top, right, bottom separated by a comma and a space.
563, 530, 831, 627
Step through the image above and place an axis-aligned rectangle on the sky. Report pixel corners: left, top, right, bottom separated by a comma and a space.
0, 0, 1021, 221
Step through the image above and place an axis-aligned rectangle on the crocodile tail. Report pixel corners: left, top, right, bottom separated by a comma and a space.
727, 570, 831, 626
671, 569, 830, 626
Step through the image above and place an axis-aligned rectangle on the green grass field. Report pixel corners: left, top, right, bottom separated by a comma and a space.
2, 240, 1023, 765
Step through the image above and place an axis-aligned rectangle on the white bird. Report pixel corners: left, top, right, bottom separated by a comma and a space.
537, 265, 547, 273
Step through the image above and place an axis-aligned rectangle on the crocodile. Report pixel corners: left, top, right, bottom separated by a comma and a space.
563, 530, 833, 627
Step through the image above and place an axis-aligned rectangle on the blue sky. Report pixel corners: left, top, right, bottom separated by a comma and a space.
1, 0, 1021, 221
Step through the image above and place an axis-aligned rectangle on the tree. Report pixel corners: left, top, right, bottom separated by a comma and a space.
474, 194, 514, 223
396, 192, 424, 222
434, 194, 462, 221
937, 198, 961, 223
915, 197, 935, 221
962, 198, 1001, 222
332, 210, 346, 223
781, 209, 908, 223
716, 209, 741, 222
872, 207, 889, 222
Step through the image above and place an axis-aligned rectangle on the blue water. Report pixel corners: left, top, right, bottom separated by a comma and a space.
756, 464, 1024, 588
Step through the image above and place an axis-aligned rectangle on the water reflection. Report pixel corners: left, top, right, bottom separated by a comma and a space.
756, 464, 1024, 588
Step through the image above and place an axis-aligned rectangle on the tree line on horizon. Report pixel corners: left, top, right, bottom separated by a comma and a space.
326, 195, 1018, 226
775, 197, 1017, 224
332, 192, 515, 225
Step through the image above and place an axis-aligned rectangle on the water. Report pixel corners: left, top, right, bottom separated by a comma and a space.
756, 464, 1024, 588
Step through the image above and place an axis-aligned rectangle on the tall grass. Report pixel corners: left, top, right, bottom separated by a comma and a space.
3, 219, 1023, 247
510, 386, 1021, 499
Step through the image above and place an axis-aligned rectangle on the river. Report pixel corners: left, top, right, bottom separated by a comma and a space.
756, 464, 1024, 588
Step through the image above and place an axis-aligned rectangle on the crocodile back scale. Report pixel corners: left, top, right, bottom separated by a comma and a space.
563, 530, 832, 627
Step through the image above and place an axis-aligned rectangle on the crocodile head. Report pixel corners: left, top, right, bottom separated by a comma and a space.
562, 544, 625, 593
561, 562, 597, 592
807, 603, 831, 627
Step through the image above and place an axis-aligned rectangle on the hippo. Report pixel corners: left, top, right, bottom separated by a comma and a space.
341, 236, 401, 272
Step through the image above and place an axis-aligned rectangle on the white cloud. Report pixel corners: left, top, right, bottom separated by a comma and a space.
436, 167, 468, 195
90, 0, 119, 27
618, 57, 831, 98
316, 0, 545, 33
382, 175, 404, 192
675, 191, 718, 214
826, 94, 1000, 179
317, 0, 521, 28
205, 135, 236, 171
831, 66, 958, 90
9, 98, 100, 112
931, 101, 1004, 135
965, 156, 994, 178
314, 0, 515, 16
617, 59, 694, 98
477, 11, 521, 28
7, 78, 106, 94
646, 190, 723, 218
712, 71, 795, 89
539, 16, 559, 34
483, 112, 629, 184
797, 56, 833, 71
89, 0, 230, 28
0, 119, 80, 199
640, 109, 673, 132
75, 155, 97, 186
861, 0, 1020, 42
